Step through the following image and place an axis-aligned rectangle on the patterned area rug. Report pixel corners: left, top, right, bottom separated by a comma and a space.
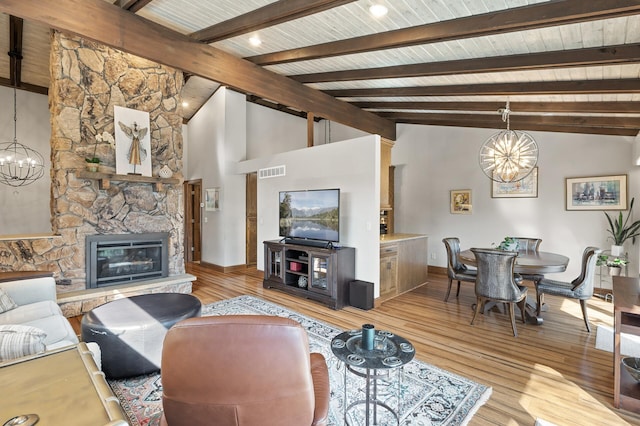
108, 295, 491, 425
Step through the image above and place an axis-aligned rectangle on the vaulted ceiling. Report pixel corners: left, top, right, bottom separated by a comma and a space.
1, 0, 639, 138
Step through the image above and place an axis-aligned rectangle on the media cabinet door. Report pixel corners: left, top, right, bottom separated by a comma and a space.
264, 242, 285, 284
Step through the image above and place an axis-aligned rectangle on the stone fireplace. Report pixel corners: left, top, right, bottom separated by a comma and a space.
0, 31, 194, 317
86, 233, 169, 289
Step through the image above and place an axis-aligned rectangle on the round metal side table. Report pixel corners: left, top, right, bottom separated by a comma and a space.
331, 329, 415, 425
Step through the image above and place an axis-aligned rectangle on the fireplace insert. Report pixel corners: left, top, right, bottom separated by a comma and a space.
86, 233, 169, 289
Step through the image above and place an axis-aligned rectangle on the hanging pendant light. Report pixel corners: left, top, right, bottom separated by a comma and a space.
0, 86, 45, 187
479, 101, 538, 183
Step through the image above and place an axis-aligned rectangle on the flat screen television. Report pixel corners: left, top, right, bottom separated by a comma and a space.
279, 189, 340, 243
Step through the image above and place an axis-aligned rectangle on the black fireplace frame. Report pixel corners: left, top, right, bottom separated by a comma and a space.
85, 232, 169, 289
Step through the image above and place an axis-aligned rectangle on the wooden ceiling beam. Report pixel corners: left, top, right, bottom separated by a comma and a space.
0, 77, 47, 95
292, 44, 640, 83
396, 120, 639, 137
377, 112, 640, 129
325, 79, 640, 97
380, 114, 639, 137
118, 0, 153, 13
0, 0, 395, 140
351, 101, 640, 114
248, 0, 640, 65
191, 0, 356, 44
246, 95, 322, 121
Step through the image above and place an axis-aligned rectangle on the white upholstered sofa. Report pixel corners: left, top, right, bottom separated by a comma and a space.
0, 275, 79, 360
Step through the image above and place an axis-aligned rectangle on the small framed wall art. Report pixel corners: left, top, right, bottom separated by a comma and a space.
114, 106, 152, 177
205, 187, 221, 211
565, 174, 627, 211
450, 189, 472, 214
492, 167, 538, 198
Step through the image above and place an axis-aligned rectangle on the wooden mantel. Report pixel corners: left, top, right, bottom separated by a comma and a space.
76, 170, 181, 192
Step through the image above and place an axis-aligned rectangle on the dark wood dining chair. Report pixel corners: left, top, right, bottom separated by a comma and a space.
535, 246, 601, 332
442, 237, 477, 302
470, 248, 528, 337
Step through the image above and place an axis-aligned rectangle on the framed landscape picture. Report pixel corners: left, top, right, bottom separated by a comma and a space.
565, 174, 627, 211
450, 189, 472, 214
492, 167, 538, 198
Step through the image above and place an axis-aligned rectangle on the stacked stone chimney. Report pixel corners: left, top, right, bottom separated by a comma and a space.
0, 31, 185, 293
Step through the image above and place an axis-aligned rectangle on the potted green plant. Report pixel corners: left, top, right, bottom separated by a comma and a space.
496, 236, 518, 251
596, 254, 629, 276
604, 197, 640, 256
86, 134, 101, 172
85, 132, 114, 172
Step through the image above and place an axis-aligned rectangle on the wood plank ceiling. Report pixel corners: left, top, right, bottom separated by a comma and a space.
1, 0, 639, 137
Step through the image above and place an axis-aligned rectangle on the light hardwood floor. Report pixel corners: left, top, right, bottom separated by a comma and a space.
72, 263, 640, 425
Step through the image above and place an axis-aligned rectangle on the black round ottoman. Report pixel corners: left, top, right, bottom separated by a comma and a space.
81, 293, 201, 379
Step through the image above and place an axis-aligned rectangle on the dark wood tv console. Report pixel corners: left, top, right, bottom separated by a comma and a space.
263, 240, 355, 310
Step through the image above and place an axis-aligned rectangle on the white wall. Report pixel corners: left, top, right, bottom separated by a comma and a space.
190, 95, 640, 290
247, 103, 314, 158
0, 87, 51, 235
237, 135, 381, 293
392, 123, 639, 281
185, 87, 247, 266
317, 119, 368, 145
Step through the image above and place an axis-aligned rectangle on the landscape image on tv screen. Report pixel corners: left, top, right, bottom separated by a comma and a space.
279, 189, 339, 242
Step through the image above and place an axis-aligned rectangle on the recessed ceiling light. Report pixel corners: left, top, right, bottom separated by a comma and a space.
369, 4, 388, 18
182, 101, 189, 107
249, 36, 262, 47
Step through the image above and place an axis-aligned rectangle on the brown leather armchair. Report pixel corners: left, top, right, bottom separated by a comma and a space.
160, 315, 330, 426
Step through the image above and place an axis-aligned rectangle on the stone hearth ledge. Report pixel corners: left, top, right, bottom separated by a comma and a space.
57, 274, 196, 317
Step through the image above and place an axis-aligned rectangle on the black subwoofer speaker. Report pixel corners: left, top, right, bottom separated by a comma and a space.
349, 280, 374, 310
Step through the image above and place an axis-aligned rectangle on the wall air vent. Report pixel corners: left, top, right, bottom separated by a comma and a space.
258, 165, 286, 179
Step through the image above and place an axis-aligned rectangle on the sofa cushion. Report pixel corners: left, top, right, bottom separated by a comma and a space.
23, 315, 79, 347
0, 324, 47, 361
0, 288, 18, 313
0, 300, 64, 325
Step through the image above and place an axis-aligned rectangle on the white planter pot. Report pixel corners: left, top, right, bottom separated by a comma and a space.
611, 245, 624, 256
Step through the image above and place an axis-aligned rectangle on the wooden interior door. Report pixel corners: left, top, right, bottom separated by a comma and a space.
184, 179, 202, 263
246, 173, 257, 267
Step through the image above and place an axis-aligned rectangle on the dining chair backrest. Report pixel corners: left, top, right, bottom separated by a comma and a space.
471, 248, 521, 301
512, 237, 542, 252
443, 237, 467, 275
570, 246, 601, 297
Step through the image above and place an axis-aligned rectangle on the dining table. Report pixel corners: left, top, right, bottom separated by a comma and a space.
458, 248, 570, 325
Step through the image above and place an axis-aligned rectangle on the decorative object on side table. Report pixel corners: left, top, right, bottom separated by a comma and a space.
605, 197, 640, 256
362, 323, 375, 351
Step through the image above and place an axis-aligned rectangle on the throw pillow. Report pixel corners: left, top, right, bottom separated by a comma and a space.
0, 324, 47, 361
0, 288, 18, 313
